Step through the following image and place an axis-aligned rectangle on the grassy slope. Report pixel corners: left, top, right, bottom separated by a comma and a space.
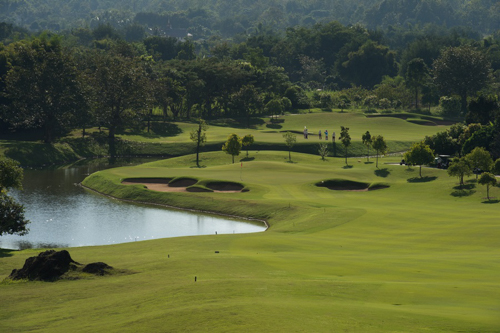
1, 111, 449, 166
122, 112, 449, 143
1, 150, 499, 332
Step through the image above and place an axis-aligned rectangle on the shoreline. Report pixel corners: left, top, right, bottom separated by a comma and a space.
79, 183, 270, 230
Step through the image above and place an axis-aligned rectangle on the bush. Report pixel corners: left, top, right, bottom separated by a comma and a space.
439, 96, 461, 117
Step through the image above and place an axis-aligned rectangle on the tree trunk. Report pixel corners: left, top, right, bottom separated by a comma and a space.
415, 88, 419, 109
460, 92, 468, 115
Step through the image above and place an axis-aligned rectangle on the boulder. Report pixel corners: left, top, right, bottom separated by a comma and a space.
9, 250, 80, 281
82, 262, 113, 276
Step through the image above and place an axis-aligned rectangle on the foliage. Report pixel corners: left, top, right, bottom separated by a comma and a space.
404, 141, 435, 177
465, 147, 493, 179
478, 172, 497, 200
282, 131, 296, 162
3, 36, 87, 143
439, 96, 461, 117
241, 134, 255, 158
338, 41, 398, 89
466, 94, 499, 125
494, 159, 500, 175
0, 157, 29, 236
222, 133, 242, 163
433, 46, 492, 115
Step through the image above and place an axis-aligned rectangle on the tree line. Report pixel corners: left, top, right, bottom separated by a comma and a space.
0, 20, 499, 147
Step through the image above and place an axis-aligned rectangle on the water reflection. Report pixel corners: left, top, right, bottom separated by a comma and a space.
0, 158, 265, 250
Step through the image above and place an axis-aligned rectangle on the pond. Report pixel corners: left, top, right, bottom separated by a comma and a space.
0, 158, 266, 250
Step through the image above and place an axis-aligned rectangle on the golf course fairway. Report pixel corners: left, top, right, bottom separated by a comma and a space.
1, 150, 499, 332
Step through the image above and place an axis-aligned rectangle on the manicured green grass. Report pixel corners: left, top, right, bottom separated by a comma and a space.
2, 111, 450, 166
116, 112, 450, 144
2, 150, 499, 332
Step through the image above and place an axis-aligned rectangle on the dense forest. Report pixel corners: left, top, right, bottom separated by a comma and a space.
0, 0, 499, 37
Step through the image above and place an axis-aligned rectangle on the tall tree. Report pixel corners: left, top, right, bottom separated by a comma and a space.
0, 158, 29, 236
222, 134, 242, 164
339, 126, 351, 165
362, 131, 372, 162
87, 52, 151, 140
433, 46, 491, 115
404, 142, 435, 177
406, 58, 429, 109
4, 36, 87, 143
372, 135, 388, 168
189, 119, 208, 167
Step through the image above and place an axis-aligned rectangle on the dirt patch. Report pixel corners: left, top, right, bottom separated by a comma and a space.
122, 177, 197, 192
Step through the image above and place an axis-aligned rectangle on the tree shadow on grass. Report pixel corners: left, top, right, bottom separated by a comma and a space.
122, 122, 182, 138
364, 161, 374, 164
482, 199, 499, 204
240, 157, 255, 162
407, 176, 437, 183
266, 123, 282, 129
450, 189, 476, 197
342, 165, 353, 169
375, 168, 390, 177
452, 184, 476, 190
0, 249, 14, 258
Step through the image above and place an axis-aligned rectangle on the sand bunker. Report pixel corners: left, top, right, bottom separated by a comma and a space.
316, 180, 389, 191
206, 182, 245, 193
122, 178, 245, 193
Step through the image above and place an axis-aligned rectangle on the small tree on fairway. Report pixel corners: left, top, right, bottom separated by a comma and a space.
339, 126, 351, 165
222, 134, 242, 163
372, 135, 388, 168
465, 147, 493, 179
478, 172, 497, 200
447, 157, 472, 187
318, 143, 328, 161
362, 131, 372, 162
404, 142, 435, 177
241, 134, 255, 158
283, 131, 296, 162
189, 119, 208, 167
